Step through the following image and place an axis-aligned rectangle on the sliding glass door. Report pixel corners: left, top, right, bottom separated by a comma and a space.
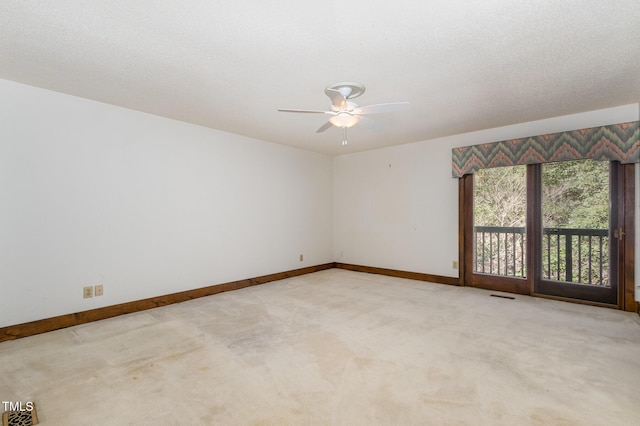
465, 160, 622, 305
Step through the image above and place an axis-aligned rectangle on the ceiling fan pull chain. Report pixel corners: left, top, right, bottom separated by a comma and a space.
342, 127, 348, 145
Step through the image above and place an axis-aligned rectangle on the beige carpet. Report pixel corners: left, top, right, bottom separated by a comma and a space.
1, 269, 639, 425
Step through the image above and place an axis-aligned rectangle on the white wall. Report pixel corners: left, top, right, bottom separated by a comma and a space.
636, 162, 640, 302
334, 104, 640, 279
334, 138, 459, 276
1, 77, 637, 329
0, 79, 334, 328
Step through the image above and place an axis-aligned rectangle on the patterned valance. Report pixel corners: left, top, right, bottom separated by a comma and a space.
452, 121, 639, 178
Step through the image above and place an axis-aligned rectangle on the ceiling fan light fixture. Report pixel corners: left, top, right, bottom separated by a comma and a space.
329, 113, 359, 128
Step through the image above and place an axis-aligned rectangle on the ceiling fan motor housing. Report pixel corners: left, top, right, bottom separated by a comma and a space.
325, 82, 366, 100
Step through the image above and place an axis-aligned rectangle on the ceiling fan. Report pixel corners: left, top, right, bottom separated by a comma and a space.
278, 82, 409, 145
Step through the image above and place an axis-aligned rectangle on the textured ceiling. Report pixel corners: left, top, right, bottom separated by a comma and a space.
1, 1, 639, 155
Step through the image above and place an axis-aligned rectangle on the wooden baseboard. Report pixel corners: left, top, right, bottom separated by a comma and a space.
0, 263, 334, 343
334, 263, 459, 286
2, 260, 631, 343
0, 262, 460, 343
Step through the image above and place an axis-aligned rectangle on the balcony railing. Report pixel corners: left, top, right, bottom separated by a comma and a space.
474, 226, 609, 286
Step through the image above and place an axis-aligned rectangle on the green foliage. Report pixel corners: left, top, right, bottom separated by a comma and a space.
474, 165, 527, 227
542, 160, 609, 229
474, 159, 609, 229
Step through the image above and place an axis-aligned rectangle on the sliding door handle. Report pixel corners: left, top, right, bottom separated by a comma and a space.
613, 227, 625, 239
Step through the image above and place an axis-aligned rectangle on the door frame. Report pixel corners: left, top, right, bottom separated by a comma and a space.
459, 163, 636, 311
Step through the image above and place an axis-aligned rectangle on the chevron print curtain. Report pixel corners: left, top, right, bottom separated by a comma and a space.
451, 121, 640, 178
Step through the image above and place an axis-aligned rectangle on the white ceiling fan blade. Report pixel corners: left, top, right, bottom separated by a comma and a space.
277, 108, 330, 114
354, 102, 410, 115
357, 115, 384, 133
325, 88, 347, 110
316, 121, 333, 133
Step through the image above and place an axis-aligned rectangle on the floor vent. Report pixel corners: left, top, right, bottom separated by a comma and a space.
490, 294, 515, 300
2, 405, 38, 426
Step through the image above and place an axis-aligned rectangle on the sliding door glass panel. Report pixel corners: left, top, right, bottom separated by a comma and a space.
473, 166, 527, 277
541, 159, 610, 286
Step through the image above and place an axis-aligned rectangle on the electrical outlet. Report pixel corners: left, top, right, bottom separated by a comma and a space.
83, 286, 93, 299
452, 261, 459, 270
299, 254, 304, 262
95, 284, 104, 296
